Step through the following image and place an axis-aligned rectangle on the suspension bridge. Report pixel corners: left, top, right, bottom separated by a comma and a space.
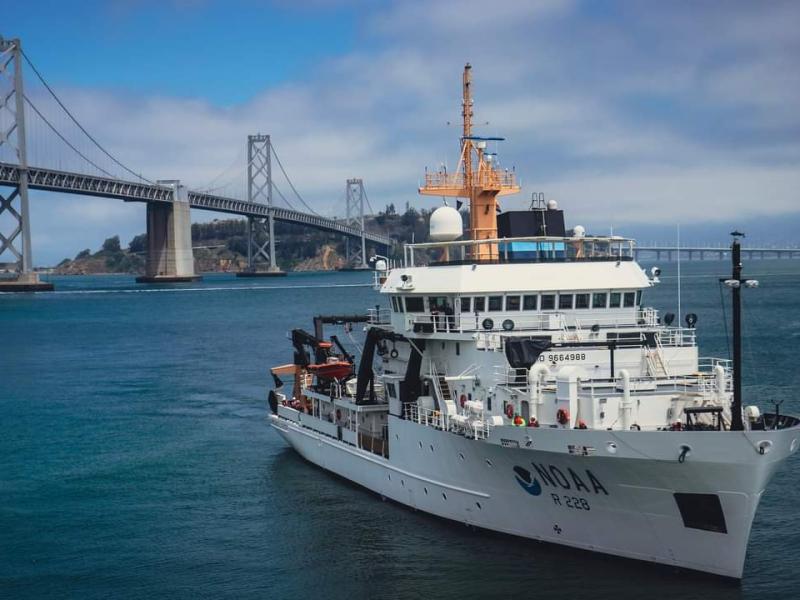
0, 37, 392, 291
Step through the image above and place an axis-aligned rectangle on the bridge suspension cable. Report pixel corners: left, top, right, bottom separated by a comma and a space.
23, 96, 116, 178
20, 48, 152, 183
269, 142, 320, 216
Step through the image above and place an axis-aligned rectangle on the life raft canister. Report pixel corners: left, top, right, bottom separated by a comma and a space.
556, 408, 570, 426
505, 403, 514, 419
460, 394, 467, 407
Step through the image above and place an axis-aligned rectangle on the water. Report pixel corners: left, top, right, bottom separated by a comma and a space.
2, 262, 799, 599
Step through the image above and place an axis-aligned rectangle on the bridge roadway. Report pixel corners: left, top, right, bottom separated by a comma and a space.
0, 162, 393, 247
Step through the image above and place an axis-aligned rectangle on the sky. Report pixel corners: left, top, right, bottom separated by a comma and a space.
1, 0, 799, 265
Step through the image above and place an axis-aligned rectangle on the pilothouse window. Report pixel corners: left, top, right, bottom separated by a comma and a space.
592, 293, 607, 308
609, 292, 621, 308
506, 296, 521, 311
474, 297, 486, 312
488, 296, 503, 311
460, 297, 471, 313
405, 297, 424, 312
624, 292, 636, 308
575, 293, 590, 309
523, 295, 538, 310
541, 294, 555, 310
559, 294, 574, 310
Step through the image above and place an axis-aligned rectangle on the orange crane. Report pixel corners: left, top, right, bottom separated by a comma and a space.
419, 64, 520, 260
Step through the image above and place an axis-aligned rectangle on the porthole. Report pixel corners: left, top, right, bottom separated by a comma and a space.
606, 442, 618, 454
395, 434, 399, 441
458, 452, 465, 461
418, 441, 423, 449
401, 479, 405, 487
387, 473, 391, 481
430, 444, 435, 452
424, 487, 428, 495
502, 319, 515, 331
476, 502, 482, 510
442, 493, 447, 501
485, 458, 493, 467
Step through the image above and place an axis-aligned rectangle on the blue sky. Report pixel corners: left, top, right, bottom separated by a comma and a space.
7, 1, 359, 104
1, 0, 798, 265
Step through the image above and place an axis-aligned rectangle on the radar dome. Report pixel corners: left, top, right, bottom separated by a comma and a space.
572, 225, 585, 238
547, 199, 559, 210
429, 205, 463, 242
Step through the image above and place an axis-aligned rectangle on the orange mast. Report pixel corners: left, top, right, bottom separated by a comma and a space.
419, 63, 520, 259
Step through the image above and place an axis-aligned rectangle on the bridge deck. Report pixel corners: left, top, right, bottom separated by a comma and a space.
0, 162, 393, 246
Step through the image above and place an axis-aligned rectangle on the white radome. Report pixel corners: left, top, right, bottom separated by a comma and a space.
429, 205, 463, 242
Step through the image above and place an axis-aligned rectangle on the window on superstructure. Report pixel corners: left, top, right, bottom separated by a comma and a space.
592, 293, 607, 309
488, 296, 503, 311
391, 297, 398, 312
460, 297, 471, 313
506, 296, 521, 311
474, 297, 486, 312
575, 293, 590, 309
623, 292, 636, 308
541, 294, 555, 310
405, 297, 424, 312
636, 290, 643, 306
559, 294, 574, 310
609, 292, 622, 308
523, 295, 538, 310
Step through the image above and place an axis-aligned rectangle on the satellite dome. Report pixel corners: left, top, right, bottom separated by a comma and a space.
572, 225, 585, 238
429, 205, 463, 242
547, 199, 559, 210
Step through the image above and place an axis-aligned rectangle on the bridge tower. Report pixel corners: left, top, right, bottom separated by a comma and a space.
344, 178, 368, 269
237, 134, 285, 277
0, 37, 52, 291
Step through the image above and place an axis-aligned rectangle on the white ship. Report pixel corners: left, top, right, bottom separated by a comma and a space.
267, 65, 799, 579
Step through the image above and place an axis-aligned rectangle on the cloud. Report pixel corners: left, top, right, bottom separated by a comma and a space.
7, 0, 799, 265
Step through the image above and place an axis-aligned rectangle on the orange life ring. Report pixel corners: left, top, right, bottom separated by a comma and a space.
557, 408, 570, 426
528, 417, 539, 428
513, 415, 525, 427
505, 404, 514, 419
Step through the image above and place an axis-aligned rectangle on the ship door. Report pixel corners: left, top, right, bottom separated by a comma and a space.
521, 400, 530, 422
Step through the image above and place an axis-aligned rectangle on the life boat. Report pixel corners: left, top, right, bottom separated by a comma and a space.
307, 360, 353, 380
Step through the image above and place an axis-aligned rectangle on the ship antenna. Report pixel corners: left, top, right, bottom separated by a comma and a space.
677, 224, 682, 324
722, 230, 759, 431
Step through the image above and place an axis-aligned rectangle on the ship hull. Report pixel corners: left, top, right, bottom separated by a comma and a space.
270, 412, 798, 579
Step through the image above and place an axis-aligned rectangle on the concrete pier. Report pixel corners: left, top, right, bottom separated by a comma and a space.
136, 181, 201, 283
0, 271, 54, 292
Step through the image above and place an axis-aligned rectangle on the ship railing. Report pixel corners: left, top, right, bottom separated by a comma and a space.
493, 365, 530, 388
421, 169, 518, 192
367, 307, 392, 325
403, 235, 635, 268
406, 312, 560, 334
659, 327, 697, 347
406, 309, 667, 337
404, 403, 446, 430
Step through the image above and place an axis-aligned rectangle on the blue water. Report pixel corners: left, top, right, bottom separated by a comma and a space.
2, 263, 799, 599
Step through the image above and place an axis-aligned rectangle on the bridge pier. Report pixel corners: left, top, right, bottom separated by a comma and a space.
0, 38, 53, 292
136, 181, 200, 283
342, 178, 368, 270
237, 134, 285, 278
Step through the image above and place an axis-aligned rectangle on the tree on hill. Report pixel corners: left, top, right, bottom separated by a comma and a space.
75, 248, 91, 260
101, 235, 121, 253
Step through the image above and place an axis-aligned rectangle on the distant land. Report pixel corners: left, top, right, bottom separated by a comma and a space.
52, 205, 433, 275
50, 207, 800, 275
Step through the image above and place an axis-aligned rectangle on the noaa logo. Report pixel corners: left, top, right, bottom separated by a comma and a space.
513, 466, 542, 496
